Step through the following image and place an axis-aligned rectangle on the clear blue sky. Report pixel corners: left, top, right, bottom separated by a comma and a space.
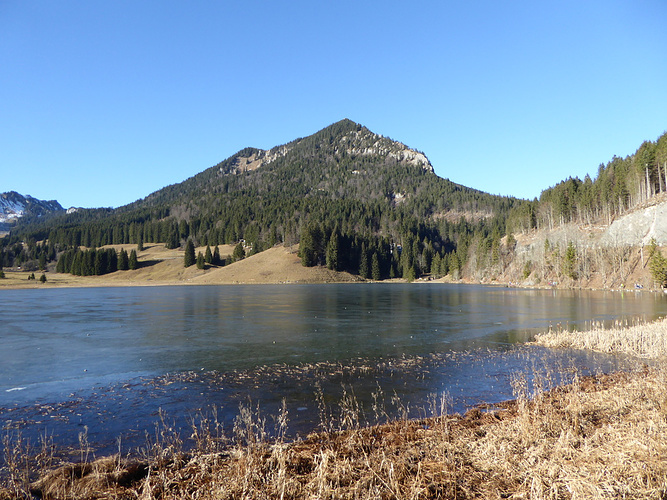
1, 1, 666, 209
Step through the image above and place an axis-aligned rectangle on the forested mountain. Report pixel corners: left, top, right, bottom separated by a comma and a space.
3, 120, 665, 284
1, 119, 523, 279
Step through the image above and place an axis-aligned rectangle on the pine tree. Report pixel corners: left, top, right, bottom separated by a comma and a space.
299, 223, 322, 267
94, 250, 105, 275
196, 252, 205, 269
649, 248, 667, 287
71, 251, 82, 275
359, 244, 369, 279
39, 273, 47, 283
184, 239, 196, 267
449, 252, 460, 279
118, 248, 129, 271
213, 245, 221, 265
440, 253, 449, 276
205, 245, 213, 264
108, 248, 118, 273
563, 241, 577, 280
129, 249, 138, 270
371, 252, 381, 281
326, 231, 340, 271
404, 264, 416, 282
165, 224, 180, 249
431, 253, 442, 278
232, 241, 246, 262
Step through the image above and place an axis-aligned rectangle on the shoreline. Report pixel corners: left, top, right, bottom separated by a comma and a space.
4, 319, 667, 498
1, 269, 664, 293
1, 242, 665, 293
9, 365, 666, 499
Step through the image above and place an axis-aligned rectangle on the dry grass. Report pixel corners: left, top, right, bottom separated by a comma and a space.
532, 317, 667, 359
0, 243, 358, 290
4, 363, 667, 499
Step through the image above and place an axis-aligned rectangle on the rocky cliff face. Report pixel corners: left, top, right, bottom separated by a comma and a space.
488, 195, 667, 289
600, 197, 667, 247
225, 122, 434, 175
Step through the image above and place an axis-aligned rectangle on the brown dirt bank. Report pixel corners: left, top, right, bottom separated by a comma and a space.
7, 367, 667, 499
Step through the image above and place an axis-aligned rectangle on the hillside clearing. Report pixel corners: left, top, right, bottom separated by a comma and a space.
0, 243, 358, 289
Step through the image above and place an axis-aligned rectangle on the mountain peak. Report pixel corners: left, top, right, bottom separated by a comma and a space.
0, 191, 64, 229
218, 119, 433, 175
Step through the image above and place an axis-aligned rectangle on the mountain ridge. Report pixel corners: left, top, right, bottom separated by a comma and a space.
128, 118, 448, 214
0, 191, 64, 231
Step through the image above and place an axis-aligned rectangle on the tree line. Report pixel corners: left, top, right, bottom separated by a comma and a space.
55, 247, 138, 276
509, 131, 667, 231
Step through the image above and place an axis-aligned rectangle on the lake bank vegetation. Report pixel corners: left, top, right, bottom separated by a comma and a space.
4, 319, 667, 499
533, 316, 667, 359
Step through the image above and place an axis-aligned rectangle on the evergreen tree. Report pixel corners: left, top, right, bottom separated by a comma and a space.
431, 253, 442, 278
94, 250, 105, 275
359, 244, 369, 279
371, 252, 381, 281
404, 264, 416, 282
449, 252, 460, 279
232, 241, 246, 262
108, 248, 118, 273
129, 249, 138, 270
649, 248, 667, 287
213, 245, 221, 265
184, 239, 196, 267
39, 273, 47, 283
71, 251, 82, 275
299, 223, 323, 267
440, 253, 449, 277
205, 245, 213, 264
196, 252, 205, 269
118, 248, 129, 270
165, 223, 180, 249
326, 231, 340, 271
563, 241, 577, 280
268, 225, 278, 247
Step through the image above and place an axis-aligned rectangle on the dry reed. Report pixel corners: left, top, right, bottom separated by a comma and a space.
532, 317, 667, 359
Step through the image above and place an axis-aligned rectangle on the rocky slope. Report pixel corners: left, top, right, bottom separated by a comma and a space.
0, 191, 64, 231
489, 195, 667, 289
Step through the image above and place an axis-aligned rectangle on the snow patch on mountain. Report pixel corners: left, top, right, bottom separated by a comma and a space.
0, 192, 64, 227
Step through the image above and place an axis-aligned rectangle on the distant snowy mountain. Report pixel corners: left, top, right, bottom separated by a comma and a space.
0, 191, 64, 230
